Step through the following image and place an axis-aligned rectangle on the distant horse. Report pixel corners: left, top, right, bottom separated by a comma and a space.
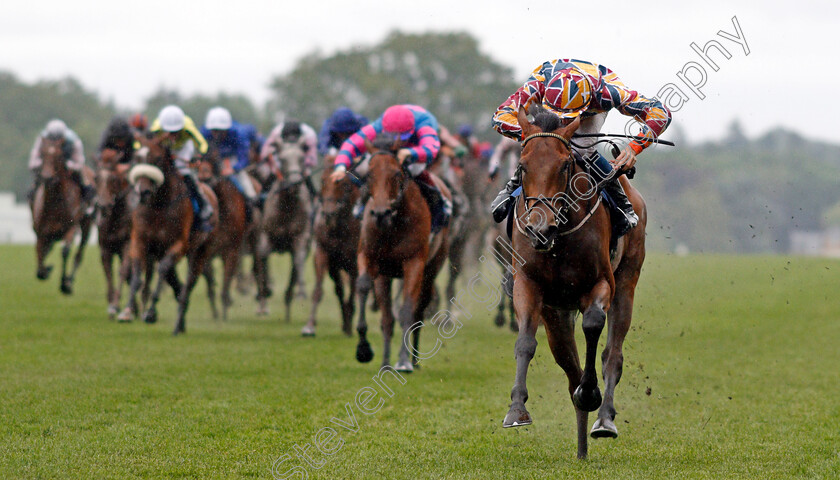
117, 134, 218, 335
428, 153, 470, 307
354, 139, 451, 372
196, 152, 259, 320
255, 137, 313, 321
94, 148, 133, 318
302, 163, 360, 337
501, 108, 646, 459
30, 136, 94, 294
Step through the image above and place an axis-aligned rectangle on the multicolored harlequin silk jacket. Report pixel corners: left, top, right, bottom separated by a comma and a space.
493, 58, 672, 153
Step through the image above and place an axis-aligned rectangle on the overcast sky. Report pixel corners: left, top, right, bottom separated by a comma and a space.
1, 1, 838, 144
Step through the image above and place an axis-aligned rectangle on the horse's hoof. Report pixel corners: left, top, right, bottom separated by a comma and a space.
143, 309, 158, 324
116, 308, 133, 322
356, 340, 374, 363
107, 305, 119, 320
503, 405, 532, 428
36, 266, 53, 280
494, 312, 505, 327
395, 361, 414, 373
60, 279, 73, 295
342, 324, 352, 337
573, 385, 602, 412
301, 325, 316, 337
590, 417, 618, 439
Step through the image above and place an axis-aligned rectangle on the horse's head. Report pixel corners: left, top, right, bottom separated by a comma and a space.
38, 136, 68, 185
195, 149, 220, 186
95, 149, 131, 211
275, 136, 307, 183
129, 134, 170, 204
517, 107, 581, 251
366, 134, 408, 229
320, 159, 359, 228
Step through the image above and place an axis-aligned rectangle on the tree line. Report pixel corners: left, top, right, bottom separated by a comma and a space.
1, 31, 838, 253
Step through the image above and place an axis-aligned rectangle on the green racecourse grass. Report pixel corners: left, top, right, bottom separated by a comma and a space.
1, 244, 839, 479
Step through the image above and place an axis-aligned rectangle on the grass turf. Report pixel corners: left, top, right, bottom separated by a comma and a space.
1, 244, 839, 479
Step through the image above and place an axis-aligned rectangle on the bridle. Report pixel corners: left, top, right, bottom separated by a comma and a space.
514, 132, 603, 242
369, 150, 409, 215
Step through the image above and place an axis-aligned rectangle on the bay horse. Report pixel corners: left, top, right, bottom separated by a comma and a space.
116, 134, 218, 335
502, 108, 646, 459
255, 137, 313, 321
354, 138, 451, 372
195, 152, 260, 320
302, 163, 360, 337
94, 148, 133, 318
30, 136, 94, 294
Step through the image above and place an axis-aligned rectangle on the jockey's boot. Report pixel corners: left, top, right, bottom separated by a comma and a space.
415, 171, 451, 233
70, 170, 96, 215
490, 167, 522, 223
603, 178, 638, 237
184, 173, 214, 232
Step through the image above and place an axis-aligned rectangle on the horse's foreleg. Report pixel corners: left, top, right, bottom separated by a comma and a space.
354, 254, 375, 363
175, 248, 208, 335
374, 277, 394, 368
146, 249, 183, 325
101, 248, 117, 318
59, 229, 74, 295
395, 257, 425, 373
220, 250, 239, 321
503, 273, 543, 428
346, 268, 357, 338
593, 269, 640, 440
67, 218, 93, 289
574, 278, 611, 413
543, 308, 588, 459
202, 260, 219, 320
292, 233, 310, 299
303, 247, 327, 336
118, 255, 144, 322
35, 235, 54, 280
254, 234, 271, 316
331, 265, 350, 336
284, 258, 298, 324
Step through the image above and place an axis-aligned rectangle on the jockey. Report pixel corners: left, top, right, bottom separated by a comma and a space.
261, 119, 319, 198
455, 124, 479, 160
200, 106, 258, 205
98, 117, 136, 164
491, 58, 672, 235
329, 104, 452, 232
28, 119, 95, 208
318, 107, 368, 156
150, 105, 213, 231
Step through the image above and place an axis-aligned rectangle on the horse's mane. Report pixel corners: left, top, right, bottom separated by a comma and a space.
528, 105, 562, 133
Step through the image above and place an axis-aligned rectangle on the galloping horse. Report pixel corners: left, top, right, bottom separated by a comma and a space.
95, 148, 133, 318
302, 164, 360, 337
354, 139, 451, 372
30, 136, 94, 294
117, 134, 218, 334
195, 152, 259, 320
502, 108, 646, 459
255, 137, 313, 321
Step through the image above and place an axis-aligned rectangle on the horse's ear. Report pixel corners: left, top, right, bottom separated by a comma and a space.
559, 116, 582, 140
517, 107, 534, 137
